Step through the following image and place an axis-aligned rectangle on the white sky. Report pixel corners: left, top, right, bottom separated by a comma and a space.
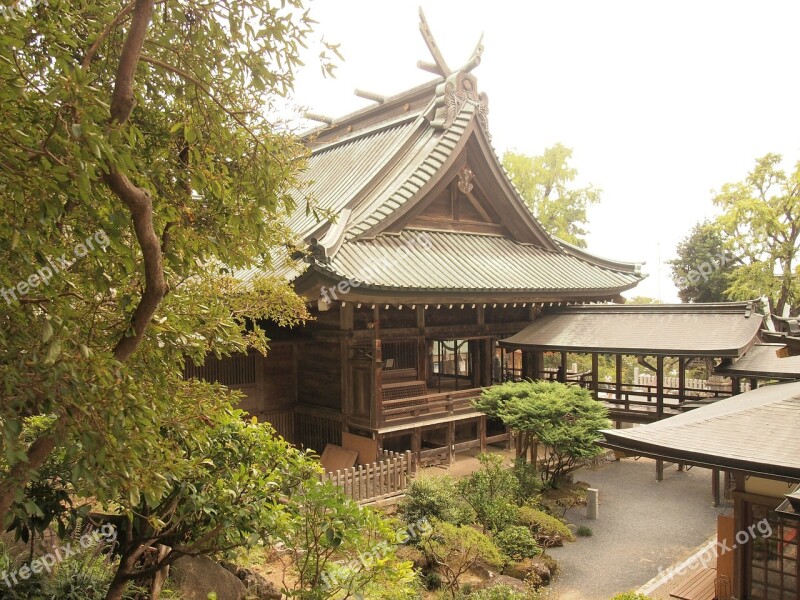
289, 1, 800, 302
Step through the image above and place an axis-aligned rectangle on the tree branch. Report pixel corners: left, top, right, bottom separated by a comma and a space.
110, 0, 155, 124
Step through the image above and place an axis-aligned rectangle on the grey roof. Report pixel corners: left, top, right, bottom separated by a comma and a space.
236, 67, 643, 298
499, 302, 762, 356
313, 230, 641, 293
715, 343, 800, 379
600, 381, 800, 481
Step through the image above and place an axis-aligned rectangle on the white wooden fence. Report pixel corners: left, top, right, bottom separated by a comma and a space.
322, 450, 412, 505
633, 373, 751, 393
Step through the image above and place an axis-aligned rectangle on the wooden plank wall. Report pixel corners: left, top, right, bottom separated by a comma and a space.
297, 341, 342, 410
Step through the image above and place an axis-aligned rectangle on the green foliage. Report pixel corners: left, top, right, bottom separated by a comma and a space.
494, 526, 540, 561
419, 520, 504, 598
669, 221, 732, 303
609, 594, 653, 600
0, 0, 329, 540
0, 539, 145, 599
466, 585, 533, 599
457, 454, 520, 532
576, 525, 593, 537
400, 475, 476, 527
276, 480, 419, 600
517, 507, 574, 546
511, 458, 544, 503
713, 153, 800, 315
475, 382, 610, 487
503, 144, 601, 247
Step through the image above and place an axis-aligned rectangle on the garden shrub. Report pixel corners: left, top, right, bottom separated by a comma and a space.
458, 454, 520, 532
418, 520, 504, 597
517, 507, 574, 546
467, 584, 532, 599
576, 525, 593, 537
400, 475, 476, 526
609, 594, 653, 600
511, 458, 544, 503
495, 526, 540, 561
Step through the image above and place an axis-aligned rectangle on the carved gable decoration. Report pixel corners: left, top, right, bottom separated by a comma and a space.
409, 166, 506, 235
430, 72, 489, 135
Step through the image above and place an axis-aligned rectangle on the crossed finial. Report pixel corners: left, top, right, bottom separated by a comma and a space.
417, 7, 484, 78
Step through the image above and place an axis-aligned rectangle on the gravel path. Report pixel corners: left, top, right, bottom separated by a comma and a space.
546, 457, 732, 600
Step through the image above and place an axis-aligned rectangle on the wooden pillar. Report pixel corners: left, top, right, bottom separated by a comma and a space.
656, 459, 664, 482
731, 377, 740, 396
732, 472, 745, 598
481, 338, 493, 387
678, 355, 687, 405
749, 377, 758, 391
591, 353, 599, 395
447, 421, 456, 465
615, 354, 623, 400
711, 468, 721, 507
340, 303, 354, 421
416, 305, 426, 381
656, 355, 665, 420
412, 427, 422, 471
560, 351, 568, 375
372, 306, 383, 429
478, 415, 487, 452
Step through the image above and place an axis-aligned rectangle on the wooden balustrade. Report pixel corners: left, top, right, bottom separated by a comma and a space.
380, 388, 483, 426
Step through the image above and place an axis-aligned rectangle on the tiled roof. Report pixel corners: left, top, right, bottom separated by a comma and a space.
500, 302, 762, 356
600, 381, 800, 481
715, 343, 800, 379
318, 230, 641, 293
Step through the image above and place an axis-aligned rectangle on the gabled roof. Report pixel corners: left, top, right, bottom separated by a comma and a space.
715, 343, 800, 379
499, 302, 762, 357
242, 26, 643, 302
600, 381, 800, 481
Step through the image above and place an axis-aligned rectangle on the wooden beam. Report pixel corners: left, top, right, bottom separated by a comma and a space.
418, 8, 452, 77
591, 353, 599, 395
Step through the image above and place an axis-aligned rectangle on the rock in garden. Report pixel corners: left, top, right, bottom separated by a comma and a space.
170, 555, 247, 600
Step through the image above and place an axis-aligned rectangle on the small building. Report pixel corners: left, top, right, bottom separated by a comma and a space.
600, 382, 800, 600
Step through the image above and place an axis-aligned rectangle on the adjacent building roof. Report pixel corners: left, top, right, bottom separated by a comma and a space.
715, 344, 800, 380
599, 381, 800, 482
499, 302, 762, 357
237, 23, 644, 303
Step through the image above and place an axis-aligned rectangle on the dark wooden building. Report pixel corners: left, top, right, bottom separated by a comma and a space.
200, 36, 644, 464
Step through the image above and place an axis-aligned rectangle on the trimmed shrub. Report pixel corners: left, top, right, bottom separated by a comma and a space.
517, 507, 574, 546
400, 476, 476, 526
495, 526, 540, 561
468, 584, 532, 599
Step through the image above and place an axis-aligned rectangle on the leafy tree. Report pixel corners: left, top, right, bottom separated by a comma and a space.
669, 221, 732, 303
474, 381, 610, 487
625, 296, 663, 305
0, 0, 331, 525
503, 144, 601, 247
713, 153, 800, 315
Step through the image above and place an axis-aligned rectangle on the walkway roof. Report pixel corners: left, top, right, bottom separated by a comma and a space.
499, 302, 762, 357
600, 381, 800, 482
715, 343, 800, 380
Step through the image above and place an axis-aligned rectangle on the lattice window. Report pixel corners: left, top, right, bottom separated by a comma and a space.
184, 354, 257, 386
748, 503, 798, 599
382, 339, 417, 371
